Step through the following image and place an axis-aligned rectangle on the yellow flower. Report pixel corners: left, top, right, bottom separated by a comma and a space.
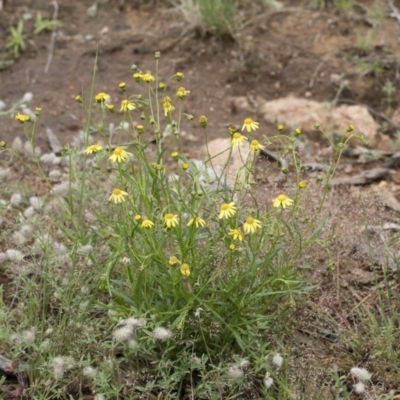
75, 95, 83, 103
299, 181, 306, 189
273, 194, 293, 209
188, 216, 206, 228
95, 92, 110, 103
136, 124, 144, 133
243, 217, 262, 234
141, 219, 154, 228
163, 96, 175, 116
231, 132, 247, 146
133, 72, 142, 82
164, 213, 179, 228
294, 128, 301, 136
120, 99, 135, 112
153, 163, 164, 171
277, 124, 284, 131
171, 151, 179, 159
199, 115, 208, 128
250, 140, 265, 152
229, 244, 235, 251
176, 86, 190, 98
176, 72, 184, 81
15, 113, 30, 123
134, 214, 142, 221
35, 107, 42, 116
219, 202, 237, 219
106, 104, 114, 113
182, 163, 189, 170
84, 144, 103, 154
109, 147, 130, 163
242, 118, 259, 132
180, 263, 190, 276
142, 73, 155, 83
119, 82, 126, 91
109, 188, 128, 204
169, 256, 180, 265
159, 82, 166, 89
229, 228, 243, 241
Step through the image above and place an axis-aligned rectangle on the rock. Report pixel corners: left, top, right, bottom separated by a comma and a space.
202, 138, 251, 188
258, 96, 380, 146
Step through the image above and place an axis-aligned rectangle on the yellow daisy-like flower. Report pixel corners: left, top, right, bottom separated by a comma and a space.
176, 86, 190, 98
231, 132, 247, 147
273, 194, 294, 209
180, 263, 190, 276
299, 181, 306, 189
163, 96, 175, 116
229, 244, 235, 251
169, 256, 180, 265
142, 73, 155, 83
84, 144, 103, 154
242, 118, 259, 132
229, 228, 244, 242
188, 216, 206, 228
219, 202, 237, 219
109, 188, 128, 204
120, 99, 135, 112
182, 163, 189, 170
109, 147, 130, 163
15, 113, 30, 123
95, 92, 110, 103
106, 104, 114, 113
141, 219, 154, 228
250, 140, 265, 152
133, 72, 142, 82
134, 214, 142, 221
164, 213, 179, 228
243, 217, 262, 234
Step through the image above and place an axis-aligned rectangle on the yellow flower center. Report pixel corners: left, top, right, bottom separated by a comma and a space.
233, 133, 241, 139
122, 100, 128, 106
246, 217, 254, 224
165, 213, 174, 220
277, 195, 287, 201
113, 189, 122, 195
244, 118, 253, 125
114, 147, 123, 155
221, 204, 229, 211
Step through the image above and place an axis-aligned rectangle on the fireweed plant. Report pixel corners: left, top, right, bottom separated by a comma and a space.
2, 52, 367, 398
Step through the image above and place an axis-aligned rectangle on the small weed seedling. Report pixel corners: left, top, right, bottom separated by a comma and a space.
34, 12, 62, 34
5, 19, 26, 58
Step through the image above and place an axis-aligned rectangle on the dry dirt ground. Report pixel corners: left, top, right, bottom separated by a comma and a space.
1, 0, 400, 398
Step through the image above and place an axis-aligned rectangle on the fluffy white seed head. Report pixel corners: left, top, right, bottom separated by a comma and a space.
22, 92, 33, 102
24, 206, 35, 218
12, 231, 27, 246
82, 366, 97, 379
354, 381, 366, 394
12, 137, 23, 153
29, 196, 44, 210
153, 326, 172, 341
10, 193, 22, 205
6, 249, 25, 263
264, 376, 274, 389
350, 367, 372, 382
113, 325, 134, 342
21, 327, 36, 344
51, 356, 65, 379
227, 365, 244, 379
272, 353, 283, 369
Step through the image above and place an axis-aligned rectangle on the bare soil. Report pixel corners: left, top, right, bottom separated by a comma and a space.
1, 0, 400, 398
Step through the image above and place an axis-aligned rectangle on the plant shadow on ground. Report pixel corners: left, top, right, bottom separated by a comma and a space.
1, 0, 400, 399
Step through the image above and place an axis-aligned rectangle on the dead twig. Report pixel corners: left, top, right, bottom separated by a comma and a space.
388, 0, 400, 26
44, 0, 59, 73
